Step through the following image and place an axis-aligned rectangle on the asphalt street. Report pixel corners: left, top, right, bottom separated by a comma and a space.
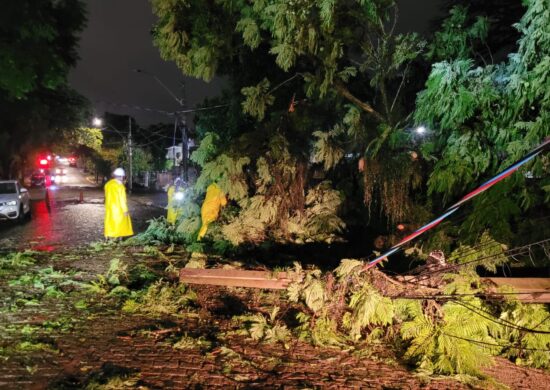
0, 164, 165, 251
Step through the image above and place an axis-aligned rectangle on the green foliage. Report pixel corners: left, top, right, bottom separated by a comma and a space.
63, 127, 103, 153
297, 312, 346, 347
0, 0, 86, 99
284, 253, 550, 377
287, 269, 326, 314
190, 132, 220, 166
347, 283, 394, 341
150, 0, 432, 250
195, 154, 250, 201
105, 258, 129, 286
120, 146, 153, 174
173, 333, 213, 351
0, 1, 89, 177
494, 297, 550, 368
0, 251, 37, 270
447, 232, 508, 273
122, 280, 197, 316
189, 131, 345, 246
239, 307, 291, 348
241, 78, 275, 121
129, 218, 186, 245
427, 6, 489, 61
311, 126, 344, 171
398, 298, 499, 376
416, 0, 550, 242
185, 252, 207, 269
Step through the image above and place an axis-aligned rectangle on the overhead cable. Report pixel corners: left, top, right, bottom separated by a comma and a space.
364, 138, 550, 270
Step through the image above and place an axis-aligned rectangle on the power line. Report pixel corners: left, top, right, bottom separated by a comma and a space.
449, 298, 550, 335
364, 139, 550, 270
94, 99, 229, 118
95, 99, 175, 116
391, 291, 550, 300
411, 239, 550, 281
441, 332, 550, 352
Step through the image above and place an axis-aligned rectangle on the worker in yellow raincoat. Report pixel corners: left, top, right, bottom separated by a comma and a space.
198, 183, 227, 240
104, 168, 134, 239
166, 178, 184, 225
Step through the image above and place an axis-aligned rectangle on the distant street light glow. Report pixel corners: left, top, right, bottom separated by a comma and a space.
415, 125, 427, 135
93, 117, 103, 127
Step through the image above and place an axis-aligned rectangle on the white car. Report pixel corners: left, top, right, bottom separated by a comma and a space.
0, 180, 31, 221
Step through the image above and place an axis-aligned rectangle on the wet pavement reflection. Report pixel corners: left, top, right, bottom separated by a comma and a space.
0, 186, 163, 250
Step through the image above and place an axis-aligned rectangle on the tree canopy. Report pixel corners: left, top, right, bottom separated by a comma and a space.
0, 0, 89, 178
0, 0, 86, 100
152, 0, 549, 252
415, 0, 549, 243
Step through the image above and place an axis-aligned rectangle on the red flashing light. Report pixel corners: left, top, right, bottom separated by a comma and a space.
39, 159, 48, 166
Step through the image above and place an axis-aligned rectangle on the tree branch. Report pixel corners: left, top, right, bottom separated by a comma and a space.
334, 81, 385, 122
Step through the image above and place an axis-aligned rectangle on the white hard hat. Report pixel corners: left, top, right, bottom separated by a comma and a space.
113, 168, 125, 177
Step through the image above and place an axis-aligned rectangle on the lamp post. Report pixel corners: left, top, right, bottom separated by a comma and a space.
93, 116, 133, 193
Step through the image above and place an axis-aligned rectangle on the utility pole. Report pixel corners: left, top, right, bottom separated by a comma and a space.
128, 116, 133, 193
172, 117, 178, 174
181, 115, 189, 182
133, 69, 189, 181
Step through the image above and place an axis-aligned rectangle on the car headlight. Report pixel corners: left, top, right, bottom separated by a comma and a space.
6, 201, 17, 206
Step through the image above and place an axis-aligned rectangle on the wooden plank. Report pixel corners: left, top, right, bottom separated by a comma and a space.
179, 269, 550, 302
484, 277, 550, 303
180, 268, 292, 289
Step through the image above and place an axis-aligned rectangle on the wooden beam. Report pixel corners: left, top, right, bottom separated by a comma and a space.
180, 268, 292, 289
180, 269, 550, 302
485, 277, 550, 303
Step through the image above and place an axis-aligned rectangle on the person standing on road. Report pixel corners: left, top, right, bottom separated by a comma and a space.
104, 168, 133, 240
166, 177, 184, 225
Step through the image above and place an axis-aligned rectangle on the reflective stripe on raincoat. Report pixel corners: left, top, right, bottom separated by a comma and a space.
198, 183, 227, 240
104, 179, 134, 238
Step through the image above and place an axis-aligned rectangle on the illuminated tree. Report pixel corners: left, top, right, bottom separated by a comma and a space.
415, 0, 550, 244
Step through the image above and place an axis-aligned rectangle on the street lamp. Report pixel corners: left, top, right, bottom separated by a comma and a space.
93, 117, 133, 193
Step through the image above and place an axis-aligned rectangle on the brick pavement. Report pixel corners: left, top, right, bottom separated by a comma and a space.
0, 313, 468, 389
2, 250, 549, 389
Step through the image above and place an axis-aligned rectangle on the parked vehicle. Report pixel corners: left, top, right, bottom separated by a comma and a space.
30, 169, 53, 187
0, 181, 31, 222
31, 171, 45, 187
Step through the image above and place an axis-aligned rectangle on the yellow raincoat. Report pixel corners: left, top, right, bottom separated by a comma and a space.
198, 183, 227, 240
166, 185, 180, 225
104, 179, 134, 238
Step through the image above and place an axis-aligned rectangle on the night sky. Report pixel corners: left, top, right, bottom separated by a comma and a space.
69, 0, 443, 127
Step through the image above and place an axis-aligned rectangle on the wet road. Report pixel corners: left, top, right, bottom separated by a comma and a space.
0, 166, 165, 250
